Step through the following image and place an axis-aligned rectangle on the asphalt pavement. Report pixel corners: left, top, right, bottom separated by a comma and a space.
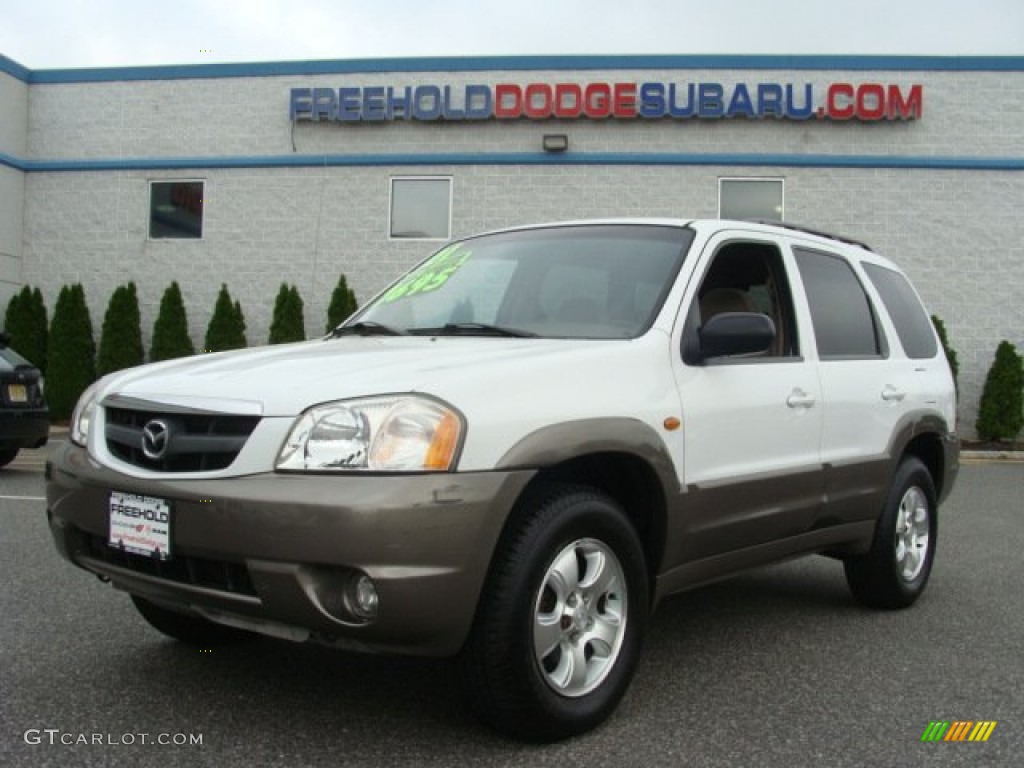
1, 447, 1021, 767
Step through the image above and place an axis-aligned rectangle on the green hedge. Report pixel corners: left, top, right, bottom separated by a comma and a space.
3, 286, 48, 372
47, 284, 96, 420
150, 281, 195, 362
326, 274, 358, 332
204, 284, 247, 352
930, 315, 959, 396
19, 277, 1024, 445
97, 282, 145, 375
976, 341, 1024, 442
269, 283, 305, 344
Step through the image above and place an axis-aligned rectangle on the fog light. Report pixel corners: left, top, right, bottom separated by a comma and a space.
350, 574, 379, 620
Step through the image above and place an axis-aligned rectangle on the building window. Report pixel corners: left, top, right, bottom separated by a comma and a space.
389, 177, 452, 240
719, 178, 784, 221
149, 180, 204, 239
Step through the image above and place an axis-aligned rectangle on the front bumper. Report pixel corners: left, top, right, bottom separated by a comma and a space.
0, 408, 49, 451
46, 441, 533, 656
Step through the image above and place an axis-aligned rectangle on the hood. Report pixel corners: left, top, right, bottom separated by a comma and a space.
98, 336, 640, 416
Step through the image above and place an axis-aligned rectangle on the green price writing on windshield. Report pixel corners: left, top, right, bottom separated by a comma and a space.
381, 244, 471, 303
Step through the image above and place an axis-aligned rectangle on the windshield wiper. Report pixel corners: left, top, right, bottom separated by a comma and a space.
410, 323, 538, 338
329, 321, 407, 338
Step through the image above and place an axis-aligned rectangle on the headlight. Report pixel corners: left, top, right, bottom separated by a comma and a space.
276, 395, 463, 472
70, 382, 100, 447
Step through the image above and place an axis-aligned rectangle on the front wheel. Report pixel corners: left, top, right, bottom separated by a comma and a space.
844, 457, 938, 609
0, 448, 18, 468
459, 485, 648, 742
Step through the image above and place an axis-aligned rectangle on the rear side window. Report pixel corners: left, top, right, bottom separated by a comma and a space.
795, 248, 883, 359
862, 263, 938, 359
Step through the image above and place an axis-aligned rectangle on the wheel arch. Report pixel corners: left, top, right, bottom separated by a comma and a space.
492, 418, 677, 607
889, 411, 960, 505
902, 433, 944, 493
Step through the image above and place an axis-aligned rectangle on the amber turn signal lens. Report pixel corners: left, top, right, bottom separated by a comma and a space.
425, 410, 462, 470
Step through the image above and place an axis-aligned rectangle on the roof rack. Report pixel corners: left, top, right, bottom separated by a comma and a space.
747, 219, 874, 252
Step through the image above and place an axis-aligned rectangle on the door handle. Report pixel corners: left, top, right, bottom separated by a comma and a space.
786, 389, 816, 409
881, 385, 906, 402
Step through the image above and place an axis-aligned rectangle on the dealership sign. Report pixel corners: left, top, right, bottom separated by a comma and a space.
290, 81, 922, 123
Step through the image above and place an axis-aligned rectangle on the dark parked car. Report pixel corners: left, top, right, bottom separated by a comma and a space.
0, 332, 49, 467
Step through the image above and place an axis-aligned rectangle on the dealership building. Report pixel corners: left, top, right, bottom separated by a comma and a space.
0, 53, 1021, 434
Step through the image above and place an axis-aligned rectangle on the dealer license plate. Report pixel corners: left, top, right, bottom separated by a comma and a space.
5, 383, 27, 403
108, 491, 172, 560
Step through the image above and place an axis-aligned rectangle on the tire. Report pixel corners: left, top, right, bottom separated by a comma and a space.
844, 457, 938, 609
0, 449, 18, 468
131, 595, 257, 645
459, 484, 648, 742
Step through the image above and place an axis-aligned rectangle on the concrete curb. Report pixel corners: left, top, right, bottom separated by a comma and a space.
961, 450, 1024, 463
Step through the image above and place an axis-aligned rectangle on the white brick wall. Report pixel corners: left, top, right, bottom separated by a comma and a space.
0, 69, 27, 308
10, 60, 1024, 436
0, 166, 24, 309
23, 68, 1024, 160
0, 68, 27, 155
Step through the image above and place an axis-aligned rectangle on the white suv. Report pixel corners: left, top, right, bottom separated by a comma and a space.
47, 219, 959, 741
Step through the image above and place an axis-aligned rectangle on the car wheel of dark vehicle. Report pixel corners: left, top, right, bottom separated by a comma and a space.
0, 449, 18, 468
844, 457, 938, 609
131, 595, 257, 645
459, 485, 648, 742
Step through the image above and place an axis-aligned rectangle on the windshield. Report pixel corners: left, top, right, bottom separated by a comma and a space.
353, 225, 693, 339
0, 346, 36, 372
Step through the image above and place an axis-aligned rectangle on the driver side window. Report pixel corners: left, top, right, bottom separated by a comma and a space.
689, 241, 800, 361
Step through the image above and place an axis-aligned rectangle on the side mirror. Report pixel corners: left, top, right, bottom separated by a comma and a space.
695, 312, 775, 361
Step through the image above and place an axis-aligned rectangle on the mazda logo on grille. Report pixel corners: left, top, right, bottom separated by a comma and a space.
141, 419, 171, 460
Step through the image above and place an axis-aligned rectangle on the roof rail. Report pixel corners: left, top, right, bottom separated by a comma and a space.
747, 219, 874, 252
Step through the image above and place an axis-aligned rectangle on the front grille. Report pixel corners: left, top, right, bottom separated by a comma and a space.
105, 407, 260, 472
84, 533, 257, 597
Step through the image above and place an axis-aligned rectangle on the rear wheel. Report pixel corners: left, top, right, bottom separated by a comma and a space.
844, 457, 937, 609
131, 595, 257, 645
459, 484, 648, 742
0, 449, 18, 468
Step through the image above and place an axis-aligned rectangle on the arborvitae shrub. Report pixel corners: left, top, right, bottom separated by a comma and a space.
931, 315, 959, 395
3, 286, 48, 371
289, 285, 305, 340
47, 284, 96, 420
975, 341, 1024, 442
2, 288, 21, 331
269, 284, 288, 344
150, 282, 195, 361
232, 300, 247, 347
3, 288, 26, 351
269, 283, 306, 344
29, 287, 48, 374
97, 282, 144, 375
325, 274, 358, 332
204, 285, 247, 352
